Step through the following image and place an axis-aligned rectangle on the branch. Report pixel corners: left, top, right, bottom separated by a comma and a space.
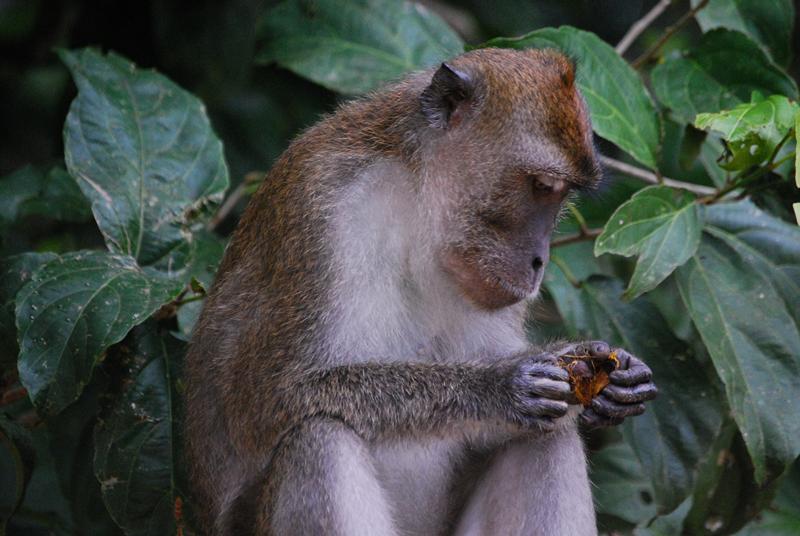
616, 0, 673, 56
600, 155, 716, 195
551, 227, 602, 248
631, 0, 710, 68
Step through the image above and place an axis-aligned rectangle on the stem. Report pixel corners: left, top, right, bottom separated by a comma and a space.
551, 227, 602, 248
550, 255, 582, 288
632, 0, 710, 68
616, 0, 673, 56
600, 155, 716, 195
207, 171, 265, 231
568, 204, 590, 234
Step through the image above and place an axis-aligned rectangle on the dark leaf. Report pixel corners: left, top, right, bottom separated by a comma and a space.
60, 48, 229, 267
15, 251, 182, 415
255, 0, 464, 95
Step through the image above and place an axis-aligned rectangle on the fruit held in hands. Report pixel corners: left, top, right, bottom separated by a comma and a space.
559, 350, 620, 407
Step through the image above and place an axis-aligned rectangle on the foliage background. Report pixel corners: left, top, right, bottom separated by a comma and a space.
1, 1, 799, 534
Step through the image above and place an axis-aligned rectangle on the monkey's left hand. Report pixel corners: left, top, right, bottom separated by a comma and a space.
578, 344, 658, 428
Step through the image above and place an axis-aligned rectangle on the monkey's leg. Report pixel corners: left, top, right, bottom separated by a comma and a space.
258, 418, 398, 536
452, 420, 596, 536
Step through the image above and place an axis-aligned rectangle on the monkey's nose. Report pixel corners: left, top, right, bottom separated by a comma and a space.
532, 256, 544, 271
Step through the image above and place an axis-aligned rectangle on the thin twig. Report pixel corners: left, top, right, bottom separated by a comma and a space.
206, 171, 265, 231
551, 227, 602, 248
600, 155, 716, 195
616, 0, 673, 56
631, 0, 710, 68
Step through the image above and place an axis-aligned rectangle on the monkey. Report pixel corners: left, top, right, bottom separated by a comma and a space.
184, 47, 658, 536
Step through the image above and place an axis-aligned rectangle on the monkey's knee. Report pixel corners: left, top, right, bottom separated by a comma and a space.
259, 418, 396, 536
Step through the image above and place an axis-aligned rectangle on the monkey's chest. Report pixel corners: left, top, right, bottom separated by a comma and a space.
370, 436, 464, 534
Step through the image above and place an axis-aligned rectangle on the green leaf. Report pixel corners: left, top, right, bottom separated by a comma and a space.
795, 109, 800, 188
60, 48, 229, 266
0, 416, 34, 531
175, 231, 226, 338
675, 221, 800, 484
636, 497, 692, 536
95, 325, 184, 536
481, 26, 660, 169
652, 29, 798, 125
591, 439, 657, 525
0, 252, 58, 365
692, 0, 795, 67
0, 166, 91, 227
15, 251, 182, 415
694, 94, 798, 170
595, 186, 702, 300
255, 0, 464, 95
737, 459, 800, 535
545, 274, 726, 512
704, 200, 800, 325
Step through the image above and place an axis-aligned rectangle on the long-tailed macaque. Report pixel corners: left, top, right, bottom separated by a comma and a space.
185, 47, 657, 536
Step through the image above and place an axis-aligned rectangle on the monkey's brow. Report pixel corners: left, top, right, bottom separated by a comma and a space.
537, 166, 595, 188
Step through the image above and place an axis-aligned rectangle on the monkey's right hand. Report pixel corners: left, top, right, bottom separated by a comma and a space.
507, 353, 572, 432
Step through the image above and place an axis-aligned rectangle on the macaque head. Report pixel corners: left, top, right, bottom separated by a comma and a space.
419, 47, 601, 310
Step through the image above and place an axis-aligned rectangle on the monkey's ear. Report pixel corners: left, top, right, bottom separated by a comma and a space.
420, 63, 473, 128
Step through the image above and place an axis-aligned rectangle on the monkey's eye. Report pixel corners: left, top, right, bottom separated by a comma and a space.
529, 175, 567, 194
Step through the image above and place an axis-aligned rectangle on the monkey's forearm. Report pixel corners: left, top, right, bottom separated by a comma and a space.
280, 362, 515, 441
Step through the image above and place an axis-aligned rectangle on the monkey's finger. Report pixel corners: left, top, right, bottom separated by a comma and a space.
609, 357, 652, 386
591, 396, 645, 419
521, 398, 569, 419
585, 341, 610, 358
522, 362, 569, 382
579, 409, 623, 429
601, 382, 658, 404
529, 377, 572, 401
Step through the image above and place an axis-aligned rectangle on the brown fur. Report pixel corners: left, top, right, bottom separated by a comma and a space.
184, 47, 600, 534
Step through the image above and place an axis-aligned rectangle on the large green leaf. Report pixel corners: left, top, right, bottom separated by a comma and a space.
0, 416, 34, 532
595, 186, 702, 300
95, 325, 184, 536
255, 0, 464, 95
692, 0, 795, 67
175, 231, 226, 339
545, 274, 726, 512
737, 459, 800, 535
675, 219, 800, 483
0, 252, 58, 365
704, 201, 800, 325
590, 439, 657, 525
694, 94, 798, 171
60, 48, 229, 267
0, 166, 91, 227
481, 26, 660, 169
652, 29, 798, 125
15, 251, 182, 415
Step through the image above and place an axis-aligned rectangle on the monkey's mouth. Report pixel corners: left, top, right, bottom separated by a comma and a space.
442, 251, 539, 310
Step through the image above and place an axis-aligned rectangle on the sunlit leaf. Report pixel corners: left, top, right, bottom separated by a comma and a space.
595, 186, 702, 300
694, 94, 798, 170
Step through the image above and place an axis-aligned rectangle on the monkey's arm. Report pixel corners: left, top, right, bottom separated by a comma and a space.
274, 354, 572, 442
